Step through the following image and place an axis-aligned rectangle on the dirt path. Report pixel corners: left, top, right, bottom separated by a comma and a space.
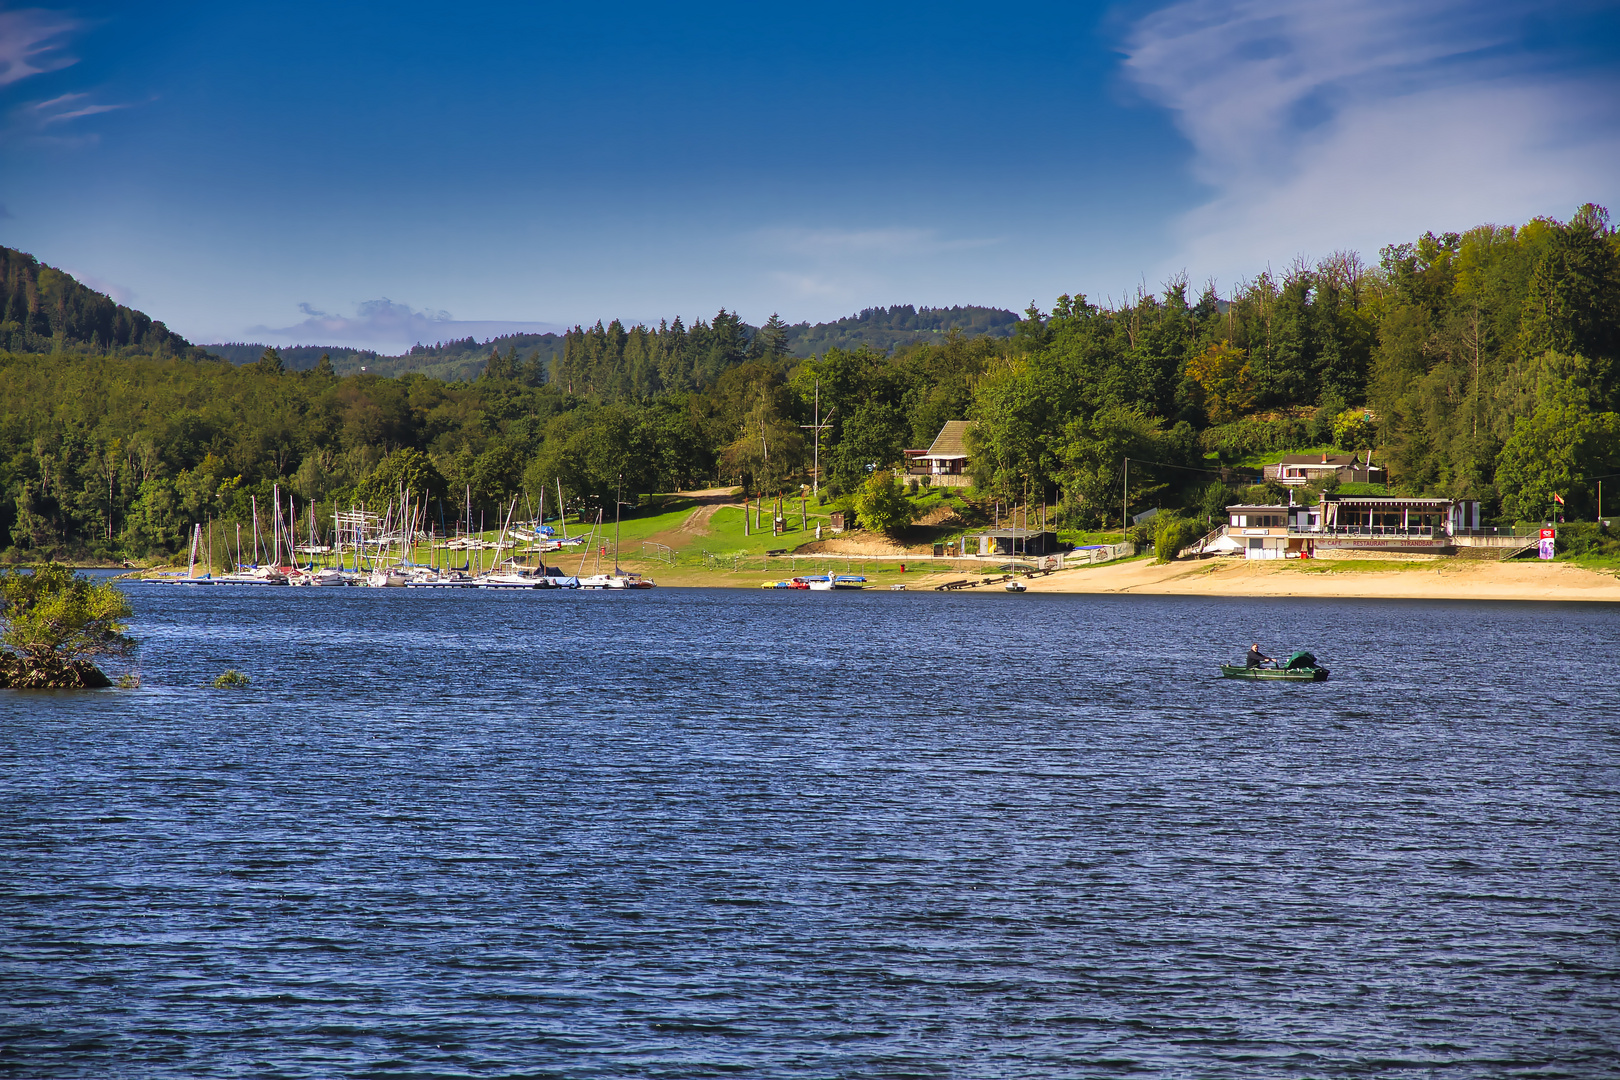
642, 490, 740, 549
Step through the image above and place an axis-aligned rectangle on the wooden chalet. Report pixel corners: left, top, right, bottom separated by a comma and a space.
903, 420, 974, 488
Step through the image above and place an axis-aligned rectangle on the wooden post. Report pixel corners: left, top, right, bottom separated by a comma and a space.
1122, 457, 1128, 534
744, 495, 750, 537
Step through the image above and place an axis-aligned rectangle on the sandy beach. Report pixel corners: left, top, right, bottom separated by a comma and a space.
926, 554, 1620, 602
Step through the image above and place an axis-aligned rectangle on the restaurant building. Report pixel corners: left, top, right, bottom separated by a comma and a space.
1215, 494, 1512, 558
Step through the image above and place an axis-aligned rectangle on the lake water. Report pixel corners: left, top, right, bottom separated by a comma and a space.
3, 584, 1618, 1078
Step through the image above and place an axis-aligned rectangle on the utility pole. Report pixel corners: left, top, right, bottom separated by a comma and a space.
799, 378, 834, 497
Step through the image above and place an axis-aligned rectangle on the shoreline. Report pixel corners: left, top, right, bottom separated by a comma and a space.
98, 551, 1620, 602
968, 555, 1620, 603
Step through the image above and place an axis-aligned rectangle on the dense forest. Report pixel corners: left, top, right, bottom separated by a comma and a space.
0, 247, 207, 359
203, 304, 1020, 383
2, 204, 1616, 561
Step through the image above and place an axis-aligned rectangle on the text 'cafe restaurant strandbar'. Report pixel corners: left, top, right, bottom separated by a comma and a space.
1222, 494, 1487, 559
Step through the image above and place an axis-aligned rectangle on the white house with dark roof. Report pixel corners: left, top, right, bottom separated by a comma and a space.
1263, 451, 1384, 486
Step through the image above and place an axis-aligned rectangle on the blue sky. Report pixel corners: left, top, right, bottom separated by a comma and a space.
2, 1, 1617, 352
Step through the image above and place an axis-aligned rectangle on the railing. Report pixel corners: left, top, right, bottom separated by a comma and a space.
1186, 526, 1228, 554
1292, 525, 1541, 539
1299, 525, 1438, 537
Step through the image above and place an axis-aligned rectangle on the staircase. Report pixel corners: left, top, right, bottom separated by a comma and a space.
1498, 538, 1540, 561
1186, 526, 1227, 556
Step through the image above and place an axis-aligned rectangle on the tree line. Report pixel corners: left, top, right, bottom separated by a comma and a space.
1, 204, 1615, 561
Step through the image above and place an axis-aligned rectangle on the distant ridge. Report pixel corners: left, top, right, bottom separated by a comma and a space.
205, 303, 1019, 381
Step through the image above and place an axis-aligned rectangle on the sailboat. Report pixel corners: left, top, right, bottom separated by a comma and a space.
578, 476, 656, 589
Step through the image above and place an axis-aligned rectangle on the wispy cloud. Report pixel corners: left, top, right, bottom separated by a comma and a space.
246, 298, 565, 353
1123, 0, 1620, 283
0, 7, 78, 87
30, 91, 128, 125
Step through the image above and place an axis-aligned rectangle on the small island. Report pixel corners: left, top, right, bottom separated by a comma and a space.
0, 565, 134, 689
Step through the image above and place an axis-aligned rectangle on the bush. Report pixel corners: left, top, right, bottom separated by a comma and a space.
852, 472, 916, 537
1199, 417, 1310, 461
1556, 522, 1620, 557
213, 669, 251, 688
1152, 515, 1202, 563
0, 564, 132, 688
1333, 409, 1378, 451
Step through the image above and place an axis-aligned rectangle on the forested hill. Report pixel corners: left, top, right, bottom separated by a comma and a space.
4, 203, 1615, 562
205, 335, 568, 382
0, 247, 206, 358
202, 304, 1019, 382
781, 305, 1017, 355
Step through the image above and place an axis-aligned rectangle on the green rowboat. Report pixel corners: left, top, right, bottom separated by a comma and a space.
1220, 650, 1330, 681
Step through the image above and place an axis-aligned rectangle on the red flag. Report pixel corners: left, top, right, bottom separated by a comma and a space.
1554, 493, 1565, 505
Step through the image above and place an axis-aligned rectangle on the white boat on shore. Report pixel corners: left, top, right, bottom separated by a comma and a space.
477, 571, 546, 588
579, 572, 655, 590
806, 574, 866, 591
366, 568, 407, 588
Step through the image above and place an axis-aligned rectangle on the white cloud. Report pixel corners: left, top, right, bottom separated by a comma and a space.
246, 298, 565, 353
1123, 0, 1620, 284
0, 8, 78, 87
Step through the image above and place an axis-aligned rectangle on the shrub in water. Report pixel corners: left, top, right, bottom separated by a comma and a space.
213, 669, 250, 689
0, 563, 132, 689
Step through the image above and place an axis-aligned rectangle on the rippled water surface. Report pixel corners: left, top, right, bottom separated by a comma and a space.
3, 585, 1618, 1078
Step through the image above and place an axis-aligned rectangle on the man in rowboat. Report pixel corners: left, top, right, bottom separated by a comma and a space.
1245, 643, 1274, 669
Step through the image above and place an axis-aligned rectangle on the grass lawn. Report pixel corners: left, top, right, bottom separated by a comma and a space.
1058, 529, 1127, 547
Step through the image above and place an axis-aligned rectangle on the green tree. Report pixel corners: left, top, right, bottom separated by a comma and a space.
1332, 409, 1377, 451
829, 401, 907, 492
0, 563, 134, 687
252, 347, 285, 375
356, 447, 446, 509
1519, 204, 1619, 405
1495, 381, 1620, 521
753, 313, 790, 362
1184, 342, 1255, 423
852, 470, 914, 536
